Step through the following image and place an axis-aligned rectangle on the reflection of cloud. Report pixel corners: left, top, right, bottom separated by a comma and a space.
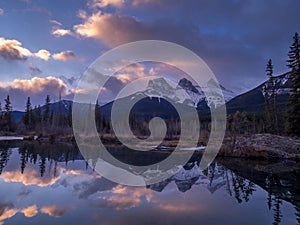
52, 51, 76, 61
0, 203, 18, 225
100, 186, 153, 210
0, 168, 59, 187
21, 205, 38, 218
41, 205, 66, 218
159, 203, 197, 213
74, 178, 116, 199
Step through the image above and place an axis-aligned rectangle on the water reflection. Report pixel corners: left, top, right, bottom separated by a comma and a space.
0, 141, 299, 225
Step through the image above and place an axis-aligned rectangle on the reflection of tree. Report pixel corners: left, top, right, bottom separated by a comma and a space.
230, 171, 256, 203
266, 175, 283, 225
272, 195, 283, 225
0, 142, 81, 178
0, 145, 12, 174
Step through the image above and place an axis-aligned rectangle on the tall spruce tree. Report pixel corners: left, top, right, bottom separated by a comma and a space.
23, 97, 32, 128
286, 32, 300, 136
265, 59, 279, 134
4, 95, 13, 131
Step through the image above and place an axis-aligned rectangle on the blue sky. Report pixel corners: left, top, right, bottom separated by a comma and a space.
0, 0, 299, 110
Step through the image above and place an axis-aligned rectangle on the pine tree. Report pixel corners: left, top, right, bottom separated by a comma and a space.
4, 95, 13, 130
286, 32, 300, 136
265, 59, 279, 134
23, 97, 32, 128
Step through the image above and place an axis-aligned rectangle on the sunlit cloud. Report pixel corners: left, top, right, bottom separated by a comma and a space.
40, 205, 67, 217
74, 12, 145, 47
0, 8, 4, 16
0, 37, 51, 61
52, 51, 76, 61
21, 205, 38, 218
131, 0, 161, 7
34, 49, 51, 61
52, 29, 73, 37
0, 76, 67, 94
0, 37, 32, 61
77, 9, 87, 19
115, 63, 157, 83
88, 0, 124, 9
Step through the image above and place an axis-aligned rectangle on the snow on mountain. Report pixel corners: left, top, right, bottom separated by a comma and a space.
262, 73, 291, 97
129, 77, 235, 109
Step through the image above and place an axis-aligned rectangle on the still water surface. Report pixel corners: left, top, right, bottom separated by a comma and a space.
0, 141, 299, 225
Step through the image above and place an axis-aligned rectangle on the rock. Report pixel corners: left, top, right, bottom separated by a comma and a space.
219, 134, 300, 160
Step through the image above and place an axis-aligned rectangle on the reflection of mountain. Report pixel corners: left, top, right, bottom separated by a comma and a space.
146, 161, 227, 193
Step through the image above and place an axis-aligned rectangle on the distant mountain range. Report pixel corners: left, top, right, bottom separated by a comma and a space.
11, 72, 292, 122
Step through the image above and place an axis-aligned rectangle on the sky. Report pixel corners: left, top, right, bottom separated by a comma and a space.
0, 0, 299, 110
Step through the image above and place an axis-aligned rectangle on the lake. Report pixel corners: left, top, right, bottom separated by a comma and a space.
0, 141, 299, 225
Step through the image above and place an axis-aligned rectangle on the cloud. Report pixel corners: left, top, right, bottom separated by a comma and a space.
52, 51, 76, 61
0, 203, 18, 225
34, 49, 51, 61
0, 8, 4, 16
0, 37, 51, 61
52, 29, 73, 37
49, 19, 62, 26
88, 0, 124, 9
73, 12, 148, 47
0, 76, 75, 110
40, 205, 66, 217
21, 205, 38, 218
77, 10, 87, 19
115, 63, 157, 83
0, 37, 32, 61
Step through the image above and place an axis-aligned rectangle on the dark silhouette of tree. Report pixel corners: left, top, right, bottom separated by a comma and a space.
23, 97, 33, 129
43, 95, 51, 126
286, 32, 300, 136
3, 95, 14, 131
264, 59, 279, 134
0, 147, 11, 174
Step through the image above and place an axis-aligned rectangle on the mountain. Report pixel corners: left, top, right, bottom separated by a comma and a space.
101, 77, 235, 119
226, 73, 291, 114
